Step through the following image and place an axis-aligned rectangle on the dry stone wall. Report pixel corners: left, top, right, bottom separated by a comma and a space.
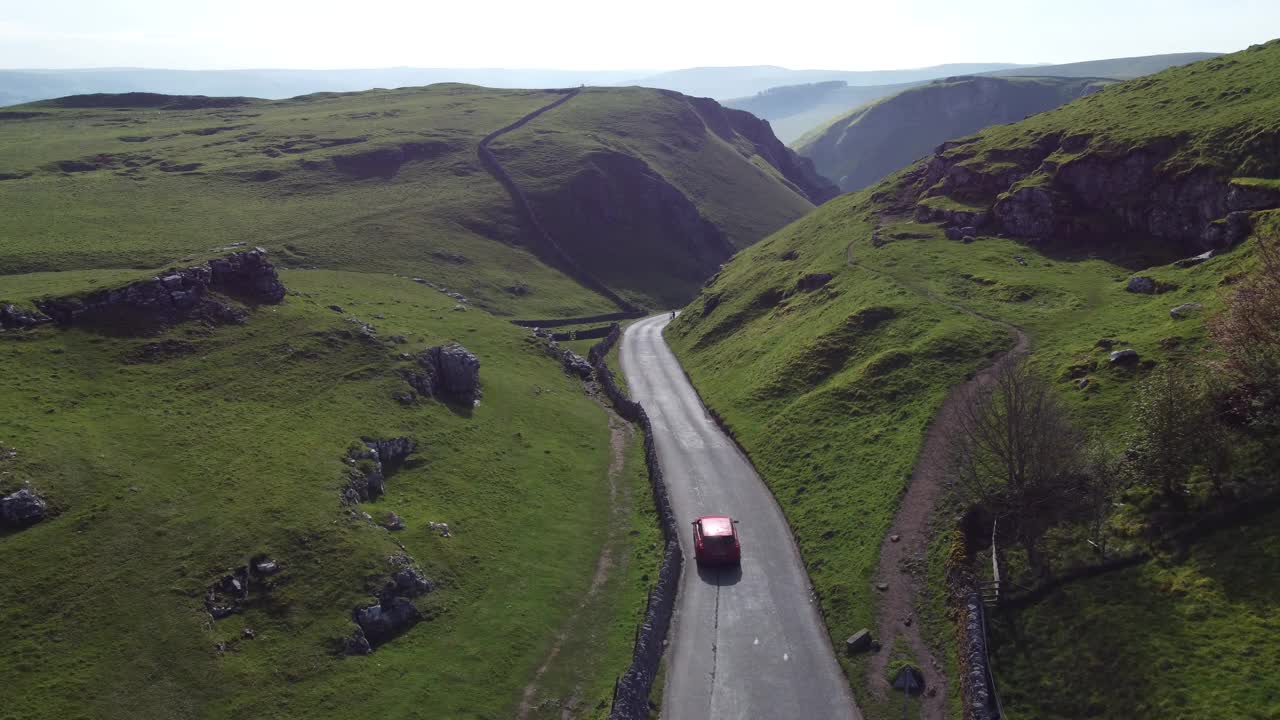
589, 324, 684, 720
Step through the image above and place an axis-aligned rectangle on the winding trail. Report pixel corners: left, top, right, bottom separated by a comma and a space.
621, 314, 860, 720
477, 90, 638, 313
516, 407, 633, 720
848, 238, 1029, 718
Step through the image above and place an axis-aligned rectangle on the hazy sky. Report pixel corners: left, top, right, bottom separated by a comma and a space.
2, 0, 1278, 70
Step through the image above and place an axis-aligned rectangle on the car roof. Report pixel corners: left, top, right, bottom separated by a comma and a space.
697, 516, 734, 537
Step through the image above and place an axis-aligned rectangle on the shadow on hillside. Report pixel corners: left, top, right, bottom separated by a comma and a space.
1020, 231, 1229, 272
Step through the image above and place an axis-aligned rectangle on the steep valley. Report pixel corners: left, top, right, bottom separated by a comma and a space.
0, 81, 823, 719
670, 40, 1280, 719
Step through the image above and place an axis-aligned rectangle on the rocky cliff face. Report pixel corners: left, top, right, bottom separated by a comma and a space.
907, 134, 1280, 257
677, 93, 838, 205
31, 249, 286, 330
800, 76, 1110, 193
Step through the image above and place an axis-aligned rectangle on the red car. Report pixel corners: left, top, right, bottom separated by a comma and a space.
692, 515, 741, 565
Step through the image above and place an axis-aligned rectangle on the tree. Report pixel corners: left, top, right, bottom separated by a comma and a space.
1211, 228, 1280, 435
1124, 364, 1230, 509
1079, 438, 1126, 557
947, 358, 1081, 579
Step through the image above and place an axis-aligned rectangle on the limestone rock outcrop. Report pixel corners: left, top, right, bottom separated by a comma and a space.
402, 344, 481, 405
0, 487, 47, 528
344, 437, 417, 504
32, 249, 285, 331
347, 559, 433, 652
906, 134, 1276, 259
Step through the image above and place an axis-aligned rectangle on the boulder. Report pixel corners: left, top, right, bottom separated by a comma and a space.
0, 304, 51, 330
252, 558, 279, 576
384, 567, 433, 599
780, 249, 799, 261
418, 344, 481, 404
0, 487, 47, 528
346, 437, 415, 503
328, 304, 345, 314
366, 437, 416, 469
796, 273, 834, 292
1126, 276, 1157, 294
353, 597, 419, 645
944, 227, 964, 241
1013, 255, 1027, 266
846, 629, 873, 655
343, 629, 373, 655
1200, 211, 1253, 249
1170, 303, 1203, 320
959, 226, 977, 237
1110, 349, 1140, 364
562, 350, 593, 379
962, 235, 976, 244
205, 249, 287, 303
383, 513, 405, 531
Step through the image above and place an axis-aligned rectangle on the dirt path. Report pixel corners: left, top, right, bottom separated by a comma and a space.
516, 407, 632, 720
849, 238, 1029, 718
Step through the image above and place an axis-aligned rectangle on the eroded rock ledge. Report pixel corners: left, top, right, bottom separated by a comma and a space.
26, 249, 286, 331
904, 135, 1279, 257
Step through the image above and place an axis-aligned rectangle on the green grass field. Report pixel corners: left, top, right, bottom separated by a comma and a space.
0, 79, 829, 718
0, 86, 614, 318
0, 267, 641, 720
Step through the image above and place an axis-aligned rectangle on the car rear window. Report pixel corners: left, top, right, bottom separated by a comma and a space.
704, 534, 735, 549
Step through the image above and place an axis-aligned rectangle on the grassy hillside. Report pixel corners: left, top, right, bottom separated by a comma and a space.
0, 266, 654, 719
668, 41, 1280, 719
726, 80, 921, 144
731, 52, 1214, 146
797, 76, 1112, 192
0, 83, 823, 313
986, 51, 1220, 80
492, 87, 833, 307
0, 79, 821, 718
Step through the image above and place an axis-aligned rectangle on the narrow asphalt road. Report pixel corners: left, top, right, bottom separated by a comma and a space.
620, 314, 860, 720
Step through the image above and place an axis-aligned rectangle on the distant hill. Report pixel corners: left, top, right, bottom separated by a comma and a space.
0, 84, 831, 310
795, 75, 1113, 192
730, 52, 1221, 144
984, 51, 1220, 79
0, 64, 1031, 109
0, 67, 655, 108
624, 63, 1027, 101
726, 79, 922, 143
